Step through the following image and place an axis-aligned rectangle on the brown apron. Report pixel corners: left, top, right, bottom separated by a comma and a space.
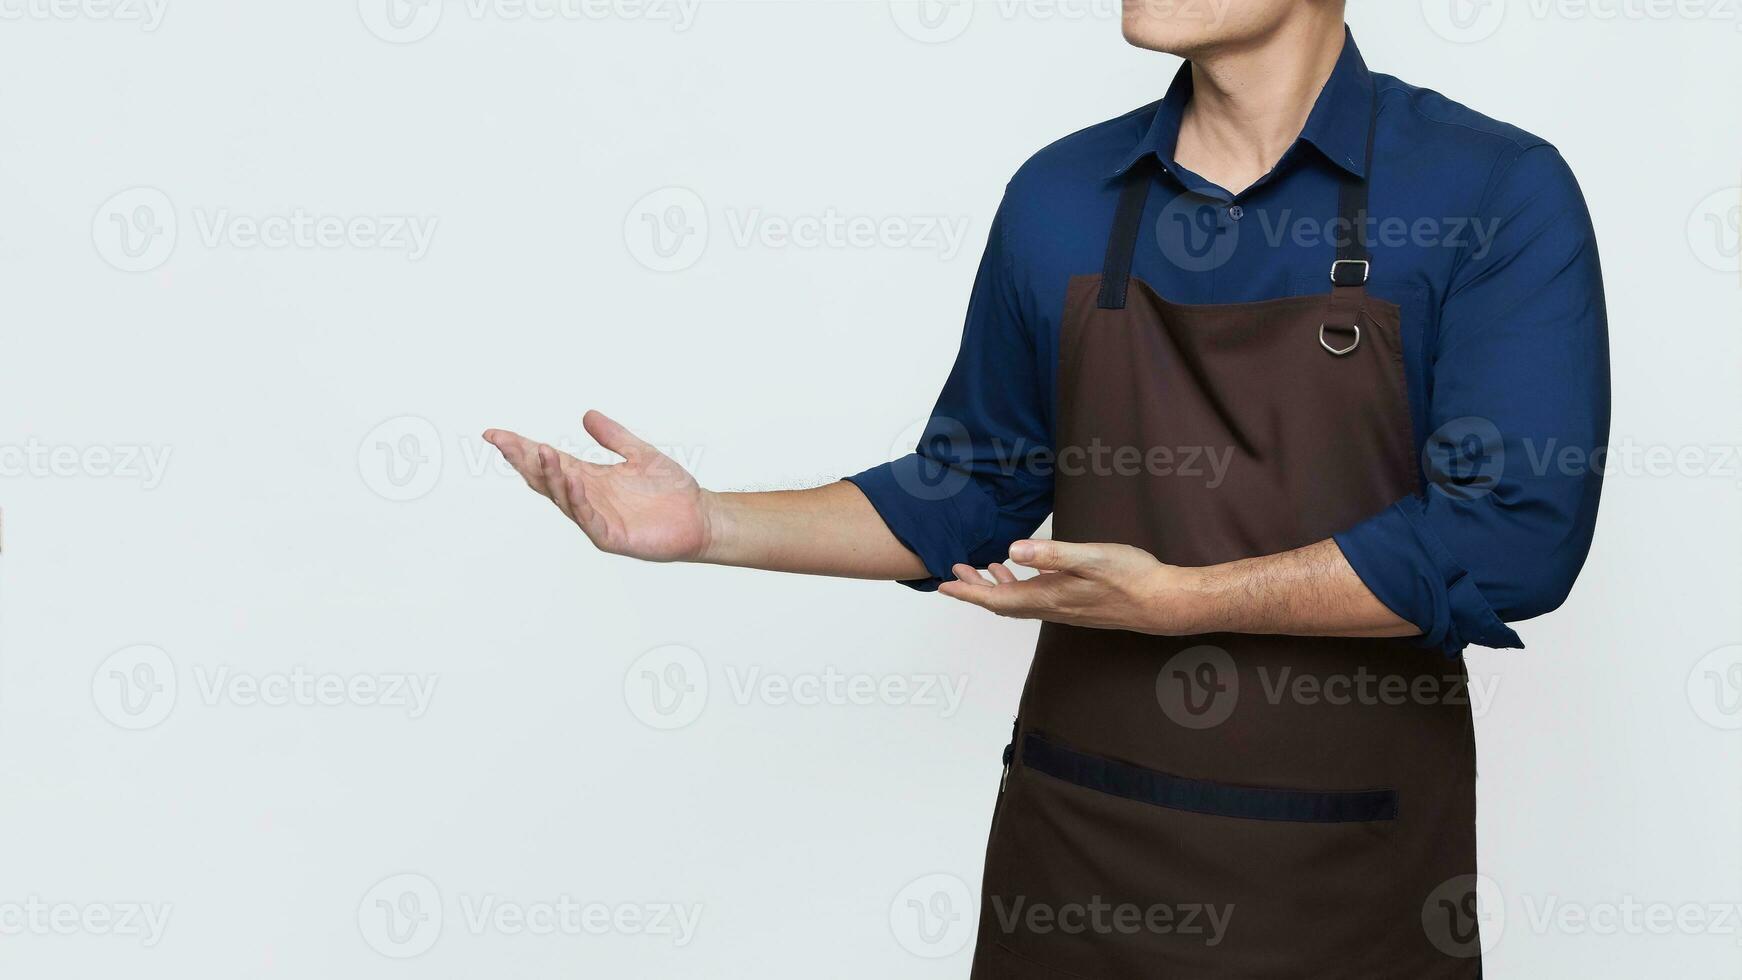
969, 112, 1483, 977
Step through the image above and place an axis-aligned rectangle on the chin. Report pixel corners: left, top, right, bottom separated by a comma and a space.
1121, 17, 1217, 58
1121, 0, 1297, 58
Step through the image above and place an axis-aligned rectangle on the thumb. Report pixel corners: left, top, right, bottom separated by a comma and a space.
582, 409, 656, 462
1009, 539, 1101, 575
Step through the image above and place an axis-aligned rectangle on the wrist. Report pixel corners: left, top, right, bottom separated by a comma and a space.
1145, 564, 1222, 636
694, 489, 735, 565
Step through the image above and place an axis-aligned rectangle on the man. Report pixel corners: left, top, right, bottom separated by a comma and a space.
487, 1, 1608, 974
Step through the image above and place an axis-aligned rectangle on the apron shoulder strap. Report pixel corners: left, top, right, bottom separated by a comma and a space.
1097, 161, 1154, 311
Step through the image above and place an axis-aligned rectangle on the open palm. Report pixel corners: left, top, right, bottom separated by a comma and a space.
484, 411, 712, 563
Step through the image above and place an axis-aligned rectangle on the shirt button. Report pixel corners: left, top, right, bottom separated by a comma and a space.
1228, 205, 1245, 220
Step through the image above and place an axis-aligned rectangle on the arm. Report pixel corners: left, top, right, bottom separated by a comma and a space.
1328, 144, 1608, 651
484, 413, 927, 581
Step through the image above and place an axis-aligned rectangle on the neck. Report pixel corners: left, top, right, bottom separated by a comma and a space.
1174, 15, 1347, 193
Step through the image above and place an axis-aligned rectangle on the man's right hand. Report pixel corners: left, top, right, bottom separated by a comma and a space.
485, 411, 716, 563
483, 410, 931, 582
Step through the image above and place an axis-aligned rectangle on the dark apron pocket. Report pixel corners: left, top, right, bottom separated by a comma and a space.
976, 729, 1413, 978
1020, 730, 1398, 823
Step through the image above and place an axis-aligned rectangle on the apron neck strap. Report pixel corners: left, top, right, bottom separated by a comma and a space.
1321, 79, 1381, 354
1330, 175, 1371, 287
1330, 82, 1380, 288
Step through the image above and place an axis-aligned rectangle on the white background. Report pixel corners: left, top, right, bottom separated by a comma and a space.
1, 1, 1739, 977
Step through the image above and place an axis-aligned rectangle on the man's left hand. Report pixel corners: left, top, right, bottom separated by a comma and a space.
939, 539, 1205, 635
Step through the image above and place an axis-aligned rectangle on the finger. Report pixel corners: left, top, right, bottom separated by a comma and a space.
542, 445, 577, 519
564, 465, 600, 537
518, 443, 561, 498
484, 429, 538, 476
939, 577, 1046, 619
951, 563, 995, 586
938, 578, 994, 607
488, 432, 556, 498
582, 410, 655, 463
1009, 539, 1101, 575
987, 562, 1018, 585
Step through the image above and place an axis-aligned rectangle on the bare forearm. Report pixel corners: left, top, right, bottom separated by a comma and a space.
698, 481, 929, 580
1179, 538, 1418, 638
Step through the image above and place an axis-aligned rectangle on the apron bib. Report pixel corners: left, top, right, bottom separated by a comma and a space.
969, 106, 1483, 978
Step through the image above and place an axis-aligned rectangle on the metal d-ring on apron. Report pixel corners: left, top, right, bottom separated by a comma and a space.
969, 89, 1484, 978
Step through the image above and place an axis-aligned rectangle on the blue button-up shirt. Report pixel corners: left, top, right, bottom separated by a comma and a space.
847, 32, 1609, 654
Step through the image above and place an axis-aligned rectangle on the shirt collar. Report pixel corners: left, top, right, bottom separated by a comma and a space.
1108, 27, 1375, 182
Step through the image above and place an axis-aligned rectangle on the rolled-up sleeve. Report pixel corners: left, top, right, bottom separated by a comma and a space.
846, 196, 1053, 590
1334, 144, 1610, 653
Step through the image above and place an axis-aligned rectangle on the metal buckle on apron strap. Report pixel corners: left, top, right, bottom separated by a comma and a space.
1319, 321, 1361, 356
1321, 259, 1369, 356
1329, 259, 1370, 286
